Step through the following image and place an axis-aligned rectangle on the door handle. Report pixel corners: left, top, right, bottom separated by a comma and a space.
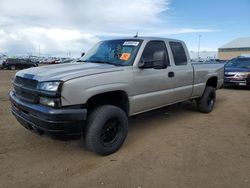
168, 72, 175, 77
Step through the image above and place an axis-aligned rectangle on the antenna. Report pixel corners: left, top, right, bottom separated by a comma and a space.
134, 32, 138, 38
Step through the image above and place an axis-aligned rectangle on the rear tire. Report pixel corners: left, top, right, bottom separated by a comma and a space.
85, 105, 128, 156
197, 86, 216, 113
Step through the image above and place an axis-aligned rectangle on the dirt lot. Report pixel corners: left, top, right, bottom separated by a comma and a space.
0, 70, 250, 188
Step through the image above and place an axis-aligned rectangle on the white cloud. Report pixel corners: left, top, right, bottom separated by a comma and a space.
0, 0, 217, 57
0, 0, 168, 29
0, 27, 99, 56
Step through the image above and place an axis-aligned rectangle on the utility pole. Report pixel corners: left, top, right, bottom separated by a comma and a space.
198, 34, 202, 59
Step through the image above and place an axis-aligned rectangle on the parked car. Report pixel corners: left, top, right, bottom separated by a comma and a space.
55, 58, 73, 64
10, 37, 224, 155
2, 58, 38, 70
206, 59, 227, 64
224, 56, 250, 87
40, 58, 57, 64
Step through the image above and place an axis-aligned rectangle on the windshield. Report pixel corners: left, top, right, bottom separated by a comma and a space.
225, 58, 250, 68
80, 39, 142, 66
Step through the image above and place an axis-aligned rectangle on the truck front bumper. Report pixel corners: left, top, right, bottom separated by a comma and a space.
9, 91, 87, 138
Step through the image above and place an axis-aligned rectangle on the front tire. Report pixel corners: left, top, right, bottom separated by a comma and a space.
85, 105, 128, 155
197, 86, 216, 113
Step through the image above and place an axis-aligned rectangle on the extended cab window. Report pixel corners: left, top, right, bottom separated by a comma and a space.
141, 41, 170, 68
169, 42, 187, 65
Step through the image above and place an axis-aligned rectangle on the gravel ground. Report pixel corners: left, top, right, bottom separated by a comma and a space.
0, 70, 250, 188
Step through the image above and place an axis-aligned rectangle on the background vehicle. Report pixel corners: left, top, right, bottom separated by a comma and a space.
224, 56, 250, 86
40, 58, 58, 64
55, 58, 74, 64
2, 58, 38, 70
10, 37, 224, 155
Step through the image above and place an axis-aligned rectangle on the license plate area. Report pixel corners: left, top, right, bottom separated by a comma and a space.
238, 83, 246, 86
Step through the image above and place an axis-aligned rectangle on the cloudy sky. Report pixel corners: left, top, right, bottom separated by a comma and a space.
0, 0, 249, 57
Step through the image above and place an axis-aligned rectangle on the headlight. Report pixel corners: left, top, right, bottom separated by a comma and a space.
235, 72, 250, 79
37, 81, 61, 92
39, 97, 61, 107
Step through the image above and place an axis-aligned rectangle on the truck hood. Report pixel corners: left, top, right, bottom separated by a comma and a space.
16, 62, 124, 82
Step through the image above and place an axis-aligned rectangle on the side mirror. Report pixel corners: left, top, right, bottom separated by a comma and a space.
138, 59, 154, 69
81, 52, 85, 57
138, 51, 166, 69
138, 60, 145, 68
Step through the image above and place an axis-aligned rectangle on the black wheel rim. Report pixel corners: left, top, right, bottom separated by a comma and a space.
101, 119, 121, 146
207, 92, 215, 107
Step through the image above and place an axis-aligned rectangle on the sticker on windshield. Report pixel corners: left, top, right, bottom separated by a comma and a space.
120, 53, 131, 61
123, 41, 139, 46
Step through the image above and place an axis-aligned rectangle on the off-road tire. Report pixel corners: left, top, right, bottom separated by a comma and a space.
85, 105, 128, 155
197, 86, 216, 113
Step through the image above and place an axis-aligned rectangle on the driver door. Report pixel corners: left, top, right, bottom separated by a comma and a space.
131, 40, 175, 114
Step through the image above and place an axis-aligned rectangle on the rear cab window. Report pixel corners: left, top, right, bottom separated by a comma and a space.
169, 42, 187, 66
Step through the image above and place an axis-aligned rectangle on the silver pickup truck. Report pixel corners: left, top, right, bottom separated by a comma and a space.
10, 37, 224, 155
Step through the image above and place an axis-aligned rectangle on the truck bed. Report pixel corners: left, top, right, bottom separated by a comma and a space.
191, 62, 224, 97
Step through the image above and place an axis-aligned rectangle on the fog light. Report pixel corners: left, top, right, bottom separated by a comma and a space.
39, 97, 57, 107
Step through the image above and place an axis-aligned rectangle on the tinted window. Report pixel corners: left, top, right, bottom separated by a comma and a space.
142, 41, 170, 67
8, 59, 18, 63
169, 42, 187, 65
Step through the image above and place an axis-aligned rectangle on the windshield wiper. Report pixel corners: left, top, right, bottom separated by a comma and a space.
88, 60, 118, 66
239, 66, 250, 68
76, 59, 86, 62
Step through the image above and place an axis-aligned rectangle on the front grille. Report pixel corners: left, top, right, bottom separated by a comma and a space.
14, 86, 37, 103
13, 76, 38, 103
14, 76, 38, 89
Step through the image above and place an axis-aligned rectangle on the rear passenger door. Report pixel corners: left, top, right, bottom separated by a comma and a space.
19, 60, 26, 68
13, 59, 19, 68
169, 41, 193, 102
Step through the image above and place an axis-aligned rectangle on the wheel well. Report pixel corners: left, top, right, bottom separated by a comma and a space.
86, 91, 129, 115
206, 77, 218, 88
